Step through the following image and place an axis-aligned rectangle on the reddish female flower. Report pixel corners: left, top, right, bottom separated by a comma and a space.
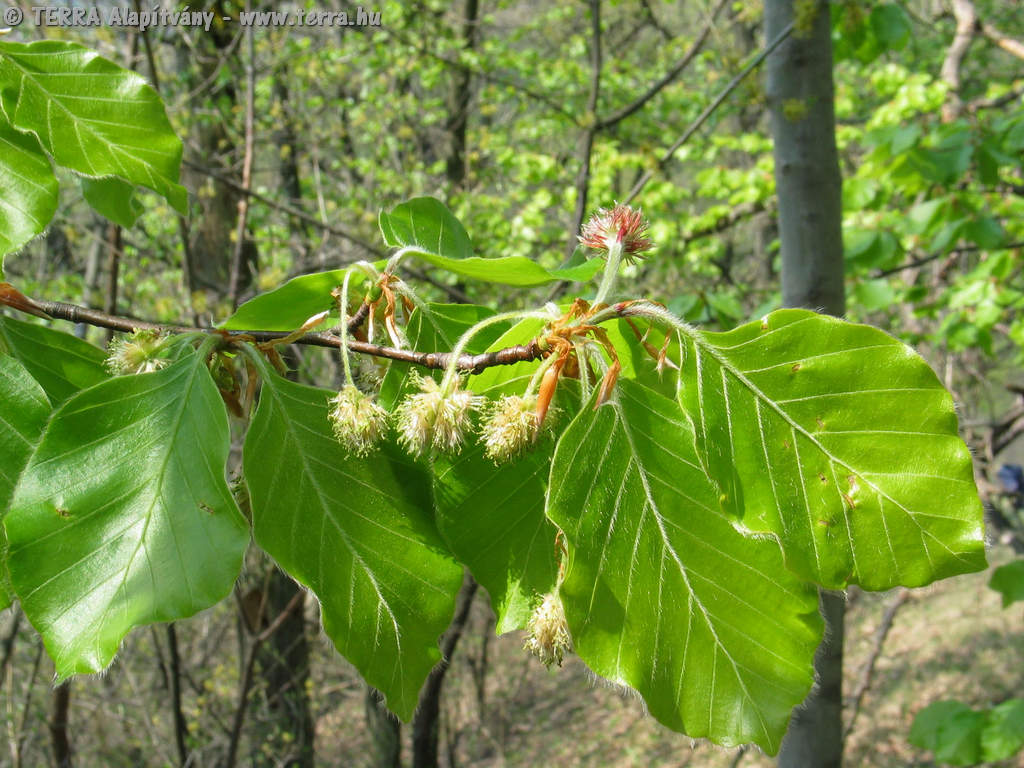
578, 203, 653, 263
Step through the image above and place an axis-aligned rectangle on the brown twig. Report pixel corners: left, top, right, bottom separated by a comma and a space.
3, 290, 547, 374
596, 0, 729, 130
227, 8, 256, 311
843, 588, 910, 740
49, 683, 71, 768
623, 20, 795, 205
223, 589, 305, 768
564, 0, 603, 261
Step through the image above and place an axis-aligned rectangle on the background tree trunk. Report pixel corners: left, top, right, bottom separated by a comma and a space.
251, 572, 315, 768
765, 1, 846, 766
365, 686, 402, 768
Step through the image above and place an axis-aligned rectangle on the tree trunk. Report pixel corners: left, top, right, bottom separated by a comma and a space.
365, 686, 402, 768
50, 681, 72, 768
765, 1, 846, 766
411, 573, 478, 768
445, 0, 479, 192
252, 571, 315, 768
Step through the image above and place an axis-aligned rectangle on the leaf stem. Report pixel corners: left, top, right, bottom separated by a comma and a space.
337, 269, 357, 387
592, 240, 624, 306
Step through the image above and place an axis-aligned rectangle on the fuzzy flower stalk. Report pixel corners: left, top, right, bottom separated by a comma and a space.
524, 592, 572, 668
105, 329, 171, 375
395, 374, 481, 456
479, 394, 549, 464
328, 385, 389, 457
580, 203, 653, 306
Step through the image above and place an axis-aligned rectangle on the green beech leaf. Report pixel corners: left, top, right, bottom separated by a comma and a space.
0, 40, 187, 213
910, 701, 985, 766
0, 112, 58, 258
379, 197, 602, 286
243, 365, 462, 721
547, 380, 821, 754
0, 354, 50, 512
5, 353, 248, 678
379, 197, 474, 260
678, 309, 985, 589
981, 699, 1024, 761
0, 316, 108, 403
434, 442, 559, 634
80, 176, 143, 228
870, 4, 911, 50
221, 268, 356, 331
433, 346, 575, 633
989, 559, 1024, 607
0, 355, 51, 611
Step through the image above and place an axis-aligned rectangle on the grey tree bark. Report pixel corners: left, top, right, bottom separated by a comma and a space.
765, 1, 846, 766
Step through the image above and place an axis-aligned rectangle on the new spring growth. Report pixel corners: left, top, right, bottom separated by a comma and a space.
395, 373, 482, 456
105, 329, 171, 375
582, 202, 653, 312
525, 592, 572, 668
578, 202, 653, 266
328, 385, 389, 457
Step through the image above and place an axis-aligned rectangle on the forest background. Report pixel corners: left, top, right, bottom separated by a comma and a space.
0, 0, 1022, 766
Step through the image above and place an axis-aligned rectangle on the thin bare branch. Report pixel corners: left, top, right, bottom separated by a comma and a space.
223, 589, 305, 768
227, 11, 256, 311
181, 159, 385, 257
596, 0, 729, 130
564, 0, 604, 261
981, 20, 1024, 61
624, 20, 795, 204
844, 589, 910, 739
2, 289, 547, 374
378, 27, 577, 122
940, 0, 978, 122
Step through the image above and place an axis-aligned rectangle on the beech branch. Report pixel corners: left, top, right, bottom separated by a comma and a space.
1, 286, 547, 375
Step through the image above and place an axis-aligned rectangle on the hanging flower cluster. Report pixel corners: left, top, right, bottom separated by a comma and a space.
328, 385, 389, 457
524, 592, 572, 668
394, 374, 482, 456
